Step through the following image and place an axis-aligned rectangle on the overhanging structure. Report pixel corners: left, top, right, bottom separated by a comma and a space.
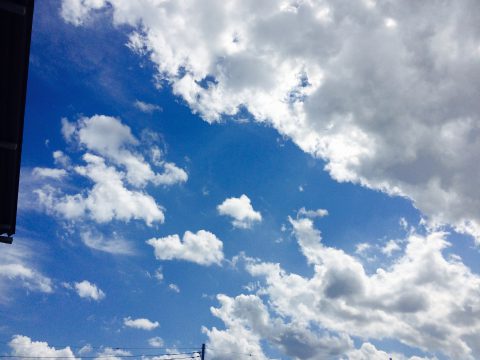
0, 0, 34, 244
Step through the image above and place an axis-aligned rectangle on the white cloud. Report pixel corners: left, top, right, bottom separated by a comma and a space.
154, 267, 164, 282
32, 167, 68, 179
74, 280, 106, 301
9, 335, 76, 358
94, 347, 131, 360
123, 317, 159, 330
204, 293, 435, 360
148, 337, 164, 348
354, 242, 371, 256
80, 230, 135, 255
62, 115, 187, 188
344, 342, 435, 360
203, 319, 269, 360
60, 0, 106, 26
147, 230, 224, 266
35, 153, 165, 225
236, 215, 480, 359
217, 194, 262, 229
61, 117, 76, 141
0, 240, 53, 301
53, 150, 71, 167
61, 0, 480, 241
168, 283, 180, 293
78, 344, 93, 355
153, 162, 188, 186
202, 211, 477, 359
381, 239, 402, 256
134, 100, 162, 113
205, 294, 353, 360
297, 207, 328, 219
34, 115, 189, 227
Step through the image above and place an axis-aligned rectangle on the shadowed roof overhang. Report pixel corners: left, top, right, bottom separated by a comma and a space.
0, 0, 34, 244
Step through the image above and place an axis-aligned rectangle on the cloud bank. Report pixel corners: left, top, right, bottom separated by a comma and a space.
9, 336, 76, 358
61, 0, 480, 241
204, 213, 480, 359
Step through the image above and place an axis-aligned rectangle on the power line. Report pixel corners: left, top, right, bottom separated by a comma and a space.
0, 356, 199, 359
0, 340, 199, 351
0, 344, 200, 351
208, 348, 254, 357
0, 353, 200, 359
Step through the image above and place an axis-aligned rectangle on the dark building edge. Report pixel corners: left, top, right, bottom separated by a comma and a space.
0, 0, 35, 244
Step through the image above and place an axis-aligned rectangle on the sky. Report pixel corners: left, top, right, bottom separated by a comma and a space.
1, 0, 480, 359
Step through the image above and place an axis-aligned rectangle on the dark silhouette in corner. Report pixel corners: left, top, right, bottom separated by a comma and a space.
0, 0, 34, 244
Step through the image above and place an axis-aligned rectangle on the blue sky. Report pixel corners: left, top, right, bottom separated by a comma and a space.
2, 1, 480, 359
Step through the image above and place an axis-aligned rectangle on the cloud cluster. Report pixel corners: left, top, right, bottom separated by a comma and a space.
217, 194, 262, 229
204, 294, 353, 360
147, 230, 224, 266
205, 293, 436, 360
34, 115, 187, 230
9, 335, 76, 358
61, 0, 480, 241
201, 210, 480, 359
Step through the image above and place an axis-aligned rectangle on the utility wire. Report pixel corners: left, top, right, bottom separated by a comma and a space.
0, 353, 200, 359
207, 348, 254, 357
0, 341, 199, 351
0, 345, 200, 351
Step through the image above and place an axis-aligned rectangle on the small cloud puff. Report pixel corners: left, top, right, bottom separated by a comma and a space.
123, 317, 159, 331
74, 280, 105, 301
147, 230, 224, 266
217, 194, 262, 229
148, 337, 164, 347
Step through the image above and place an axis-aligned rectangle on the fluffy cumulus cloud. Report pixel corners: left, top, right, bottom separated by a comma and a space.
9, 335, 76, 358
202, 210, 480, 359
74, 280, 106, 301
62, 115, 186, 187
147, 230, 224, 266
0, 240, 53, 301
204, 294, 353, 360
123, 316, 159, 330
217, 194, 262, 229
34, 115, 187, 227
61, 0, 480, 241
